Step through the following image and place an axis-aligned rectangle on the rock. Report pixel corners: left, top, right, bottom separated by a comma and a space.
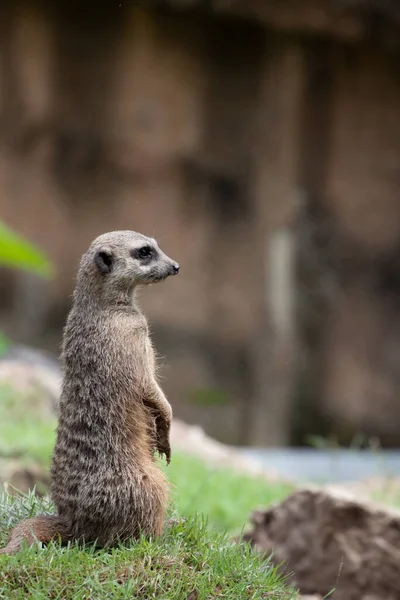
0, 346, 57, 496
0, 460, 50, 497
0, 344, 61, 416
170, 419, 287, 482
2, 344, 60, 374
242, 487, 400, 600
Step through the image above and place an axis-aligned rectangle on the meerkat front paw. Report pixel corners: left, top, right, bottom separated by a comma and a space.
155, 415, 171, 464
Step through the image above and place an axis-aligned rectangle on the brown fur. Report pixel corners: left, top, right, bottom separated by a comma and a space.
0, 231, 179, 554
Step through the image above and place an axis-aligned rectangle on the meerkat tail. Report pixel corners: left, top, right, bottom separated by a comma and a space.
0, 515, 72, 555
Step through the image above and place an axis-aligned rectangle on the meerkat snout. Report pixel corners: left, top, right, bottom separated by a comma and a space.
170, 262, 180, 275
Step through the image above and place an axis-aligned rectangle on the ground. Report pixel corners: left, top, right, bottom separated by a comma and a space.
2, 382, 400, 599
0, 489, 298, 600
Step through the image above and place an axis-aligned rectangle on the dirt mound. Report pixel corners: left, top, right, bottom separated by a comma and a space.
242, 487, 400, 600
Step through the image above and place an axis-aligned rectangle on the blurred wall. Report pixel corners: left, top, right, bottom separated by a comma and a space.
1, 1, 400, 447
0, 2, 276, 446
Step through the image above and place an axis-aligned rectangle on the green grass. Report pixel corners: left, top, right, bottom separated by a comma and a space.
0, 418, 56, 466
0, 384, 56, 467
0, 490, 298, 600
164, 453, 293, 535
0, 387, 299, 598
354, 478, 400, 511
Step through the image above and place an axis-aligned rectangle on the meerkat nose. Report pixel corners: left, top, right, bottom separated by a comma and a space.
171, 262, 180, 275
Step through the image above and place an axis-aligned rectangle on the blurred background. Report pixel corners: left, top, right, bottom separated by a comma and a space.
1, 0, 400, 458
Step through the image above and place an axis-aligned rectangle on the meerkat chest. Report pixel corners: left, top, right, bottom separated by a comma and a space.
111, 314, 156, 376
144, 336, 157, 372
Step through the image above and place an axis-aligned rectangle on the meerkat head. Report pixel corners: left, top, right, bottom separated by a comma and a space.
77, 230, 179, 302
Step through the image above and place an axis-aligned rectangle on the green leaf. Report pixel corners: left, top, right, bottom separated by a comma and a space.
0, 222, 53, 278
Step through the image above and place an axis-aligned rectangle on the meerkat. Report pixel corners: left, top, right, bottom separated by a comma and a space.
0, 230, 179, 554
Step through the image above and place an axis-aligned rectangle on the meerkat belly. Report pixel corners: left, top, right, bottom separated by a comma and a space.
52, 429, 168, 545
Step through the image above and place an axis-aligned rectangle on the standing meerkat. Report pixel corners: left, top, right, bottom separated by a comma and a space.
0, 230, 179, 554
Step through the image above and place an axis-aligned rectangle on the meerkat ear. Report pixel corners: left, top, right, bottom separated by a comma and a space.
94, 249, 114, 274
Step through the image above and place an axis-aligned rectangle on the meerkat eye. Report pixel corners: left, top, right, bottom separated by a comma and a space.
137, 246, 153, 259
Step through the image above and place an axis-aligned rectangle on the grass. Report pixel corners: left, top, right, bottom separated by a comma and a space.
351, 477, 400, 511
164, 453, 293, 535
0, 418, 56, 466
0, 386, 298, 599
0, 384, 56, 467
0, 491, 298, 600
